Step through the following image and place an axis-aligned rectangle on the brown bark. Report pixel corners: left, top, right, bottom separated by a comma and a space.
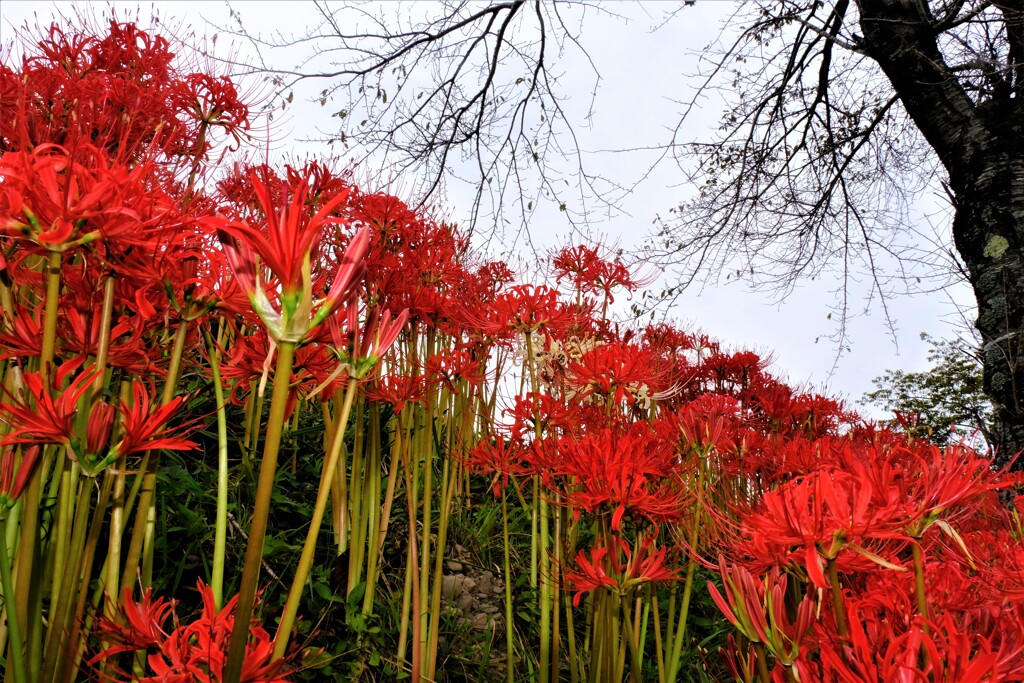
858, 0, 1024, 465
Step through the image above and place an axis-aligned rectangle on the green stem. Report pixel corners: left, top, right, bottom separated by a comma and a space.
501, 487, 515, 683
425, 454, 457, 679
61, 471, 114, 683
911, 541, 929, 625
651, 588, 665, 683
12, 252, 61, 682
621, 594, 643, 683
365, 406, 400, 617
346, 395, 366, 594
828, 558, 848, 638
90, 276, 116, 397
404, 440, 422, 683
524, 331, 551, 683
46, 459, 74, 628
361, 405, 383, 616
416, 332, 436, 674
0, 516, 27, 683
40, 476, 91, 683
223, 340, 296, 683
666, 505, 702, 679
273, 379, 358, 661
120, 320, 189, 590
39, 251, 61, 381
754, 642, 771, 683
204, 327, 230, 610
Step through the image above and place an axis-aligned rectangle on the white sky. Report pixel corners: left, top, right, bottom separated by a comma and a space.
0, 0, 978, 412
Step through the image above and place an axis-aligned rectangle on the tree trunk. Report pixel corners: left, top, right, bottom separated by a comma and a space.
857, 0, 1024, 465
952, 150, 1024, 468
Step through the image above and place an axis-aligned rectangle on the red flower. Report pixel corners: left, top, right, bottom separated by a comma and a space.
90, 581, 295, 683
565, 545, 617, 607
0, 445, 41, 508
710, 558, 816, 667
818, 612, 1003, 683
112, 383, 198, 459
0, 361, 95, 448
534, 425, 684, 531
741, 470, 909, 589
552, 243, 643, 304
328, 302, 410, 379
465, 433, 529, 497
207, 171, 369, 342
365, 372, 427, 414
486, 284, 589, 336
565, 537, 679, 607
566, 341, 672, 407
90, 587, 178, 663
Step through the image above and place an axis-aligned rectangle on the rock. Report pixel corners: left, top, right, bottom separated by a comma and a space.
477, 571, 494, 595
447, 560, 464, 572
441, 574, 459, 601
469, 613, 491, 631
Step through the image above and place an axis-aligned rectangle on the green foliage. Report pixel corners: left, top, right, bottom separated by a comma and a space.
861, 333, 991, 446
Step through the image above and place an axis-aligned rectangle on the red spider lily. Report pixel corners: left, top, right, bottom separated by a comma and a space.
565, 341, 671, 407
719, 633, 759, 683
709, 558, 772, 646
365, 372, 428, 414
0, 146, 117, 250
1, 145, 183, 269
361, 217, 472, 331
91, 581, 294, 683
965, 528, 1024, 604
486, 284, 590, 336
4, 21, 256, 163
0, 361, 95, 448
641, 323, 695, 357
565, 545, 618, 607
565, 537, 679, 607
0, 305, 46, 359
111, 383, 198, 460
86, 401, 117, 457
58, 307, 162, 378
540, 426, 683, 530
620, 538, 679, 588
327, 301, 410, 380
673, 394, 741, 456
748, 383, 850, 440
504, 392, 583, 442
90, 587, 179, 662
700, 350, 768, 395
741, 470, 910, 589
551, 243, 644, 304
2, 23, 178, 154
818, 612, 1005, 683
207, 172, 369, 342
473, 260, 516, 299
0, 445, 41, 508
169, 73, 251, 154
423, 348, 486, 393
901, 442, 1009, 531
709, 559, 816, 667
465, 433, 529, 497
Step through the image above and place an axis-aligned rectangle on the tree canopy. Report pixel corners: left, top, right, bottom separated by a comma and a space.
862, 333, 991, 446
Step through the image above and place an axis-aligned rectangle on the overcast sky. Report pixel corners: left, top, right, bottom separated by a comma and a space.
1, 1, 978, 412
